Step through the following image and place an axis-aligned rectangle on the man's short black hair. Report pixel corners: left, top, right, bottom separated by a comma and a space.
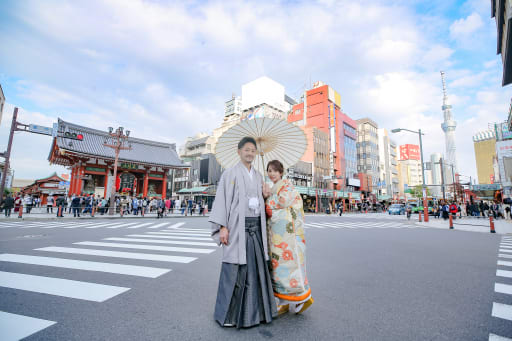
238, 136, 257, 150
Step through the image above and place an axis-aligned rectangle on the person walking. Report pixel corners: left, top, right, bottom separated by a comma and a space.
157, 197, 165, 218
47, 195, 54, 214
132, 197, 139, 215
56, 195, 65, 217
209, 136, 277, 328
24, 195, 33, 214
3, 195, 14, 217
264, 160, 313, 316
71, 195, 81, 217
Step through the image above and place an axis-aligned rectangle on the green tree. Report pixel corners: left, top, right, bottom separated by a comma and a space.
410, 185, 430, 198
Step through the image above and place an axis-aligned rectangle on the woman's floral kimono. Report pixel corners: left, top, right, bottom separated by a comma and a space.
266, 179, 311, 304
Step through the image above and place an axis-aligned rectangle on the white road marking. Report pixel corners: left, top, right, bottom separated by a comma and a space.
495, 283, 512, 295
136, 234, 213, 241
147, 222, 171, 229
497, 269, 512, 278
74, 241, 215, 254
499, 249, 512, 254
0, 271, 129, 302
36, 246, 197, 263
152, 230, 210, 237
126, 222, 155, 229
489, 333, 512, 341
499, 254, 512, 259
498, 260, 512, 267
0, 253, 170, 278
104, 237, 218, 247
492, 302, 512, 321
167, 222, 186, 229
0, 311, 56, 341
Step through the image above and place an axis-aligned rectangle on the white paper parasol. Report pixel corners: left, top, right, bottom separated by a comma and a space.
214, 117, 308, 176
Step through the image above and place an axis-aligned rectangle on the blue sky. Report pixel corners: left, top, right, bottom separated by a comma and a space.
0, 0, 509, 181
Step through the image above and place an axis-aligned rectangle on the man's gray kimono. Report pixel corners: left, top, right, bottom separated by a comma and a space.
209, 161, 276, 328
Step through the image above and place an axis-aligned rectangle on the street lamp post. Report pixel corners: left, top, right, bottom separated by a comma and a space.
392, 128, 429, 222
103, 127, 132, 215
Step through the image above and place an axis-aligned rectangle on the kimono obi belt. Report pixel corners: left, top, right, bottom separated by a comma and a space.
245, 217, 261, 235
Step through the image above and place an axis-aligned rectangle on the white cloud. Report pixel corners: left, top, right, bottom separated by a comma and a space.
0, 0, 507, 182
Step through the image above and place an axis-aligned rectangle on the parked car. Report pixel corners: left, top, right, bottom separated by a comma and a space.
388, 204, 405, 215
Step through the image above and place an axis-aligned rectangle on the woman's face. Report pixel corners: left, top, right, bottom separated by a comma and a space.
267, 166, 282, 184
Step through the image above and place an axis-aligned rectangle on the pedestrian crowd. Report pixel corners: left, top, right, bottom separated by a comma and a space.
0, 192, 210, 218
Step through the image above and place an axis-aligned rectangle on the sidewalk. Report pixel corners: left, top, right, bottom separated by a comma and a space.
416, 216, 512, 235
0, 207, 210, 220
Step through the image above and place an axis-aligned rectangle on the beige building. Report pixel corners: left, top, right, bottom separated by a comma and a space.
398, 159, 422, 195
300, 126, 330, 189
473, 130, 497, 184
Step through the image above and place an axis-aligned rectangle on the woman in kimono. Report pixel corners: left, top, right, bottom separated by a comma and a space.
264, 160, 313, 315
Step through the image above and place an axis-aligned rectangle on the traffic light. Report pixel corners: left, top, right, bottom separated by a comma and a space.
63, 131, 84, 141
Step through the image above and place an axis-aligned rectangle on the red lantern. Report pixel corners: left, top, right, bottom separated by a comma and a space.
116, 175, 121, 191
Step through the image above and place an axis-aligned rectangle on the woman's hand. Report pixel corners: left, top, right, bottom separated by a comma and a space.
219, 226, 229, 245
262, 183, 271, 199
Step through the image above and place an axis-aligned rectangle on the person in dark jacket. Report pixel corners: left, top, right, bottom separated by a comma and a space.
3, 195, 14, 217
56, 195, 66, 217
71, 195, 81, 217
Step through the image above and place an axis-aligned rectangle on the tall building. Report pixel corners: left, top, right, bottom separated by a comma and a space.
430, 153, 443, 197
440, 71, 458, 173
473, 130, 496, 184
288, 81, 358, 191
298, 126, 329, 189
356, 118, 379, 193
225, 95, 242, 118
241, 76, 295, 120
378, 128, 399, 197
491, 0, 512, 86
398, 144, 422, 195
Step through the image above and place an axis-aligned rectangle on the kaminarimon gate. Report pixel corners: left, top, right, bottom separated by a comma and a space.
48, 119, 185, 198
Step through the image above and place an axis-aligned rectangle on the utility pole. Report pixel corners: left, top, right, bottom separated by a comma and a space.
0, 108, 18, 202
103, 127, 131, 215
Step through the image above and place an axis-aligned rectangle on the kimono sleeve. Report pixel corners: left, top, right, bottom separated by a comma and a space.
274, 182, 298, 209
208, 171, 234, 244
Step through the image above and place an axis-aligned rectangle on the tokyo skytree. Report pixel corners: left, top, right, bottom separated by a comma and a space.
440, 71, 458, 173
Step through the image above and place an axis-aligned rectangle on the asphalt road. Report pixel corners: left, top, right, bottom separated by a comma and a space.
0, 214, 510, 340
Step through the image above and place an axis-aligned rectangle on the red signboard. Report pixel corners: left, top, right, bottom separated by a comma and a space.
399, 144, 420, 160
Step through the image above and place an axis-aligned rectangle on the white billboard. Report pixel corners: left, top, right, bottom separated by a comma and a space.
241, 77, 286, 112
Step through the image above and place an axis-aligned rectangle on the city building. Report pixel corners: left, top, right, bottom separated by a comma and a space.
11, 178, 33, 194
378, 128, 399, 198
298, 126, 329, 189
356, 118, 379, 194
0, 84, 4, 125
473, 130, 496, 184
287, 81, 359, 192
397, 144, 422, 195
21, 173, 68, 204
48, 119, 185, 199
287, 160, 313, 187
225, 95, 242, 118
491, 0, 512, 86
179, 133, 216, 163
241, 76, 293, 116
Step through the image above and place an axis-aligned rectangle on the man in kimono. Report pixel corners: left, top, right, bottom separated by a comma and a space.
209, 136, 277, 328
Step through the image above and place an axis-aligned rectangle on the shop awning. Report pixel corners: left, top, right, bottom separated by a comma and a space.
177, 186, 209, 194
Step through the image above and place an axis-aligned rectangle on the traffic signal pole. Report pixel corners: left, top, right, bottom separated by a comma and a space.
0, 107, 83, 203
0, 107, 18, 202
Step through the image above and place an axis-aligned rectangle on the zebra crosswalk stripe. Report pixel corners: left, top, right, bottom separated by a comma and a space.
73, 241, 215, 254
0, 270, 130, 302
35, 246, 197, 263
104, 237, 218, 247
0, 253, 170, 278
0, 311, 56, 341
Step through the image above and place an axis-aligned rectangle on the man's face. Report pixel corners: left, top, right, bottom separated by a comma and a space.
238, 142, 257, 164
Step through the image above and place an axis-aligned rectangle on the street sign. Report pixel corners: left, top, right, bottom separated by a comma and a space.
29, 124, 53, 136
